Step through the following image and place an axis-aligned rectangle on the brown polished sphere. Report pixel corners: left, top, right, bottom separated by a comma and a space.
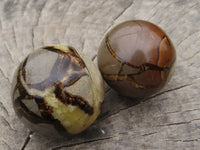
98, 20, 176, 99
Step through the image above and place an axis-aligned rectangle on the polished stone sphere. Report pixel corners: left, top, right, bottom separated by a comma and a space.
12, 45, 104, 137
98, 20, 176, 99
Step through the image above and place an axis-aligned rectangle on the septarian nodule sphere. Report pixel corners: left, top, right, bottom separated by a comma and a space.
12, 45, 104, 136
98, 20, 176, 99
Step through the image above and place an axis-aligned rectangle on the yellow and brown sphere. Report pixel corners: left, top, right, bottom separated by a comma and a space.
98, 20, 176, 99
12, 45, 104, 137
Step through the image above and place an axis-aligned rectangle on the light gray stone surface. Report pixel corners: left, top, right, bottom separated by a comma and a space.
0, 0, 200, 149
